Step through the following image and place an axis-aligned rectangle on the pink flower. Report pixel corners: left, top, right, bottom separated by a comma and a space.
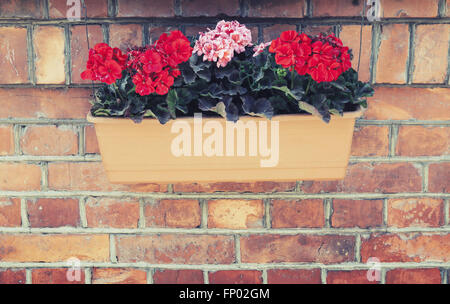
253, 42, 271, 57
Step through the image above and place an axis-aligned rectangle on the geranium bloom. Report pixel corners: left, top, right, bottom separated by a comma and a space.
81, 43, 126, 84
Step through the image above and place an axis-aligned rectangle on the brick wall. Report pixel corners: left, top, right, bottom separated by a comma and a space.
0, 0, 449, 284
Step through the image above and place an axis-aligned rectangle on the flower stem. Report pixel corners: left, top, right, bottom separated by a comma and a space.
305, 76, 312, 95
290, 68, 295, 89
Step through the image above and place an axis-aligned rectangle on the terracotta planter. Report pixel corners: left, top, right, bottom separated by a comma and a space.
87, 107, 363, 183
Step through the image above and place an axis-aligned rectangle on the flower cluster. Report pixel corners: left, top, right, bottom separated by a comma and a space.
193, 20, 252, 68
269, 31, 352, 83
81, 43, 127, 84
126, 30, 192, 96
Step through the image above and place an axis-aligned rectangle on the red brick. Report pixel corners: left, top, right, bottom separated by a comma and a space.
397, 126, 449, 156
332, 199, 383, 228
312, 0, 363, 16
381, 0, 439, 17
144, 199, 200, 228
153, 269, 204, 284
92, 268, 147, 284
181, 0, 240, 16
149, 26, 179, 44
0, 269, 26, 284
109, 24, 143, 50
209, 270, 262, 284
386, 268, 442, 284
71, 25, 104, 84
0, 27, 29, 84
428, 163, 450, 193
0, 234, 109, 262
365, 87, 450, 121
27, 198, 80, 228
208, 199, 263, 229
302, 25, 334, 36
34, 26, 66, 84
300, 180, 341, 194
48, 162, 166, 192
85, 197, 140, 228
0, 198, 21, 227
388, 198, 444, 228
0, 88, 92, 119
361, 233, 450, 263
32, 268, 85, 284
0, 163, 41, 191
173, 181, 296, 193
413, 24, 450, 83
339, 25, 372, 82
376, 24, 409, 84
0, 125, 14, 155
263, 24, 297, 41
0, 0, 43, 18
49, 0, 107, 18
267, 269, 321, 284
327, 270, 379, 284
85, 125, 100, 154
351, 126, 389, 157
185, 25, 214, 39
240, 234, 355, 264
248, 0, 305, 17
271, 199, 324, 228
117, 0, 174, 17
116, 235, 235, 264
21, 125, 78, 156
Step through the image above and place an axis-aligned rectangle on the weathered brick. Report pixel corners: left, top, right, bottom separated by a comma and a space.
302, 25, 334, 36
339, 25, 372, 82
240, 234, 355, 264
331, 199, 383, 228
376, 24, 409, 83
248, 0, 305, 17
116, 235, 235, 264
208, 270, 262, 284
92, 268, 147, 284
0, 125, 14, 155
312, 0, 363, 16
85, 197, 140, 228
32, 268, 85, 284
0, 198, 21, 227
271, 199, 324, 228
0, 0, 43, 18
27, 198, 80, 228
117, 0, 174, 17
428, 163, 450, 193
85, 125, 100, 154
144, 199, 201, 228
0, 234, 109, 262
49, 0, 108, 18
71, 25, 104, 84
0, 269, 26, 284
327, 270, 379, 284
365, 87, 450, 121
300, 180, 341, 194
351, 126, 389, 157
208, 199, 263, 229
0, 88, 92, 119
385, 268, 442, 284
21, 125, 78, 156
361, 233, 450, 263
149, 26, 179, 44
388, 198, 444, 228
34, 26, 66, 84
181, 0, 240, 16
48, 162, 166, 192
413, 24, 450, 83
0, 163, 41, 191
0, 27, 29, 84
263, 24, 297, 41
267, 269, 321, 284
173, 181, 296, 193
381, 0, 439, 17
153, 269, 204, 284
109, 24, 143, 50
396, 126, 449, 156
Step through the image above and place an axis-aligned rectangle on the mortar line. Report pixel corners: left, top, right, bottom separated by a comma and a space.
423, 163, 429, 193
174, 0, 182, 17
324, 198, 332, 228
369, 22, 381, 84
389, 124, 399, 157
138, 198, 146, 229
20, 198, 30, 228
64, 23, 71, 85
85, 268, 92, 284
42, 0, 49, 20
109, 234, 118, 263
320, 268, 327, 284
79, 197, 88, 228
444, 199, 449, 226
200, 198, 208, 228
262, 269, 268, 284
78, 124, 85, 156
13, 124, 22, 155
235, 235, 241, 264
26, 24, 36, 85
438, 0, 447, 17
383, 198, 388, 227
355, 234, 361, 263
406, 23, 416, 84
447, 20, 450, 85
264, 198, 271, 229
26, 269, 32, 284
40, 162, 48, 191
380, 268, 386, 284
203, 270, 209, 284
147, 268, 153, 284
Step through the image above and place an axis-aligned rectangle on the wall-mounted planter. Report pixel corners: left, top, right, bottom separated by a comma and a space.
87, 107, 363, 184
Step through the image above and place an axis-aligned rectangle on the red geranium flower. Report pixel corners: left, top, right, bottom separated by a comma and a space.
81, 43, 126, 84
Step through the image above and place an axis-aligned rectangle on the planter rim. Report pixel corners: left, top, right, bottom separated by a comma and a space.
87, 105, 364, 124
